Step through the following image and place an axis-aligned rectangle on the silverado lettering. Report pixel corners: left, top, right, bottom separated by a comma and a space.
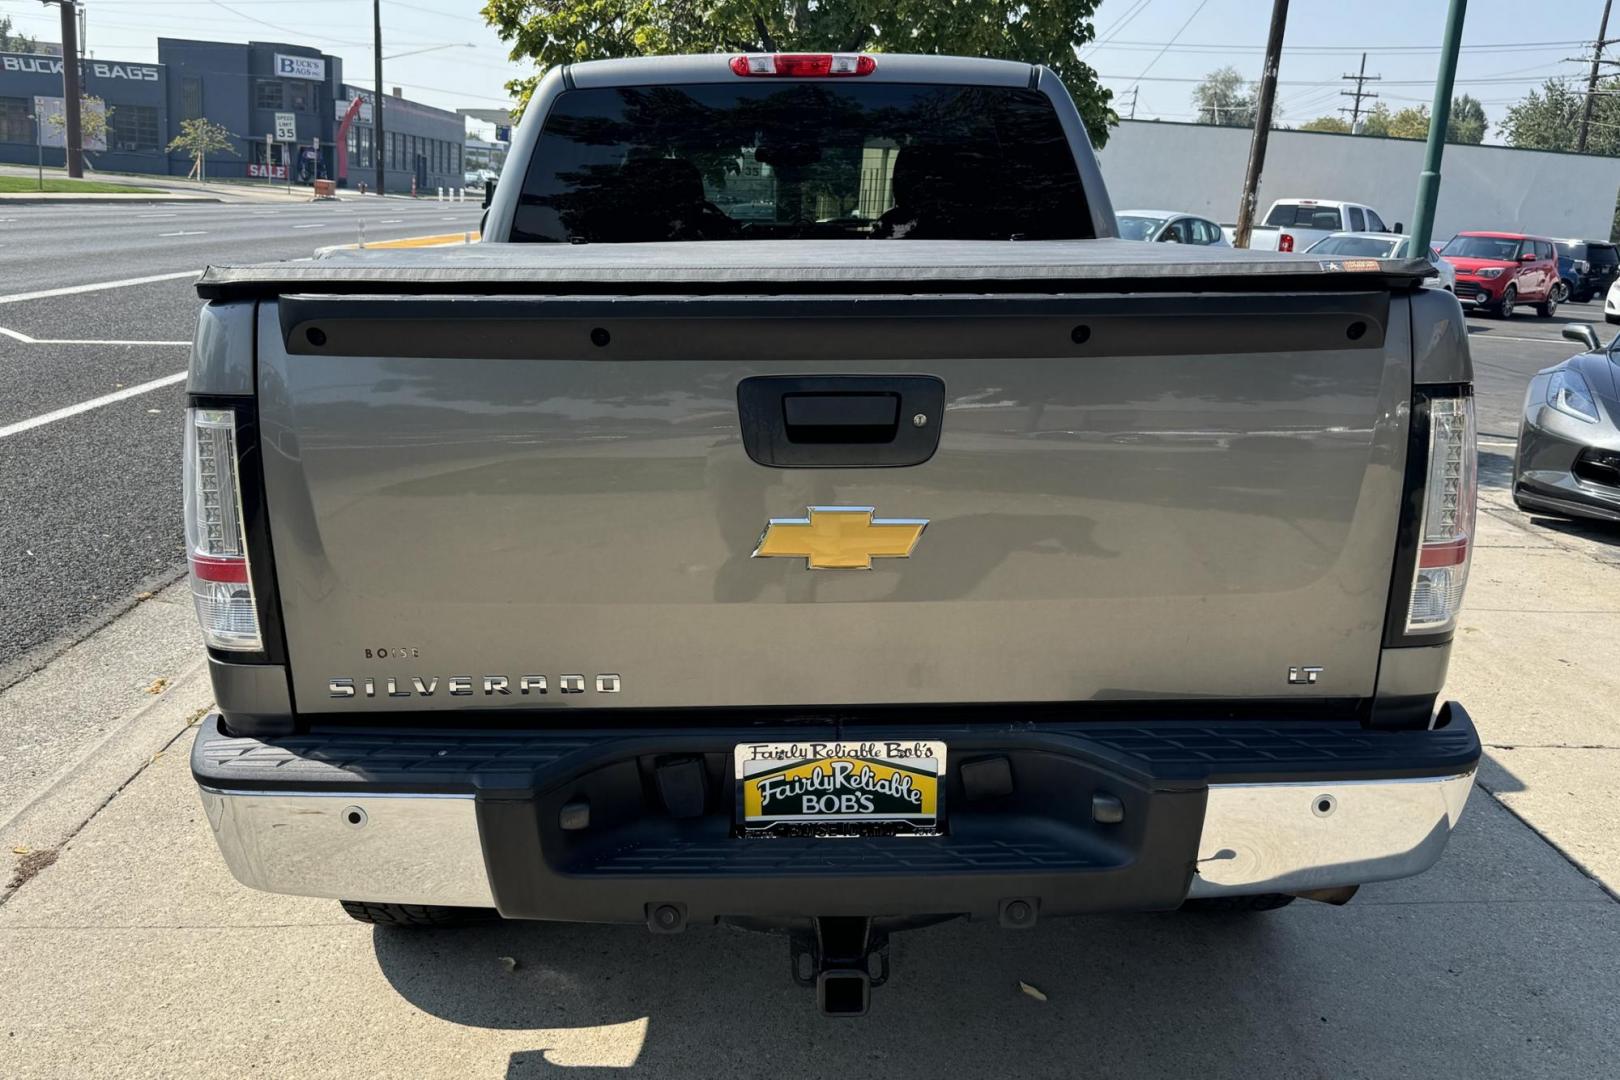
328, 674, 621, 697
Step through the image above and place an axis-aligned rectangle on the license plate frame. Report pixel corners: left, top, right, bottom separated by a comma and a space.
733, 739, 946, 834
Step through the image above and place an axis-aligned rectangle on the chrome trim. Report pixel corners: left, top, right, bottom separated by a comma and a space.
1189, 771, 1476, 898
196, 787, 495, 908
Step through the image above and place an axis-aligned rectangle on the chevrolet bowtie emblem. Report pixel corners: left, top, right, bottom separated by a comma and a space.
752, 506, 928, 570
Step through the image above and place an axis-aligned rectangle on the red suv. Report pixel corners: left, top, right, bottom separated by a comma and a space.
1440, 231, 1560, 319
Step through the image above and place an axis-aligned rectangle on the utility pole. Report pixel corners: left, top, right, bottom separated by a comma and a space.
373, 0, 386, 196
1578, 0, 1615, 152
1408, 0, 1468, 257
47, 0, 84, 178
1339, 52, 1380, 132
1232, 0, 1288, 249
1125, 86, 1139, 120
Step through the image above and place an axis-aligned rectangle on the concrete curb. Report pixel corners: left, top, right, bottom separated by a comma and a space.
0, 194, 222, 204
0, 658, 211, 885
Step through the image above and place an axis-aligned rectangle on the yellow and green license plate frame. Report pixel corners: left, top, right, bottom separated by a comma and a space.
733, 740, 946, 833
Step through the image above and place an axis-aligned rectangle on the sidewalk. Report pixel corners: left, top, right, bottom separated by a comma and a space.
0, 455, 1616, 1076
1456, 446, 1620, 895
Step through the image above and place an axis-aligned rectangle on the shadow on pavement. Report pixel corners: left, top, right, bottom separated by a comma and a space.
1522, 514, 1620, 547
1478, 447, 1513, 492
373, 911, 1290, 1076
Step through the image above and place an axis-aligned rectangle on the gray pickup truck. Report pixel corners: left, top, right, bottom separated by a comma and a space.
186, 54, 1480, 1015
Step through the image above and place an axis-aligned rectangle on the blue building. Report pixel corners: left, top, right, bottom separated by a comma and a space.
158, 38, 341, 182
1, 39, 466, 191
0, 50, 169, 174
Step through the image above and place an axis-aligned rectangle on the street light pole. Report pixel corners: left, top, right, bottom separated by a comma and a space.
373, 0, 386, 197
1407, 0, 1468, 258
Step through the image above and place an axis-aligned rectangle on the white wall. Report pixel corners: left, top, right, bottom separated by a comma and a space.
1096, 120, 1620, 241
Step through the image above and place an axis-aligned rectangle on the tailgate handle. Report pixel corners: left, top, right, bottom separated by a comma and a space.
781, 392, 899, 444
737, 375, 944, 468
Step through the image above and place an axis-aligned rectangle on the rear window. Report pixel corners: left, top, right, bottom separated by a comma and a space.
1308, 236, 1397, 258
512, 83, 1092, 243
1441, 235, 1522, 261
1590, 244, 1619, 268
1263, 203, 1342, 230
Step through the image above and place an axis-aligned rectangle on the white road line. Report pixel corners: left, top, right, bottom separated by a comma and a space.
0, 371, 186, 440
138, 213, 178, 219
0, 326, 191, 346
380, 218, 403, 224
158, 230, 207, 237
0, 270, 199, 306
1469, 333, 1583, 346
1479, 439, 1519, 448
292, 223, 325, 229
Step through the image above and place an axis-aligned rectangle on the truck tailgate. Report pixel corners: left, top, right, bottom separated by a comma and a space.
213, 242, 1420, 715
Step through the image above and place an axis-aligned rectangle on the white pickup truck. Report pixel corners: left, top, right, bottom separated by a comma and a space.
1227, 199, 1400, 252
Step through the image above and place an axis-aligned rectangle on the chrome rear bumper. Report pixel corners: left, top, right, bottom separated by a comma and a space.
1188, 771, 1475, 897
198, 787, 496, 908
198, 771, 1476, 911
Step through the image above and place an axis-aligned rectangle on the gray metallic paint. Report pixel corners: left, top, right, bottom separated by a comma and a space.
186, 301, 255, 397
1407, 286, 1473, 386
255, 294, 1415, 713
1513, 345, 1620, 521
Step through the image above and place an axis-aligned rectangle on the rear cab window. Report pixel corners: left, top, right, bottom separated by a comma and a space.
512, 82, 1092, 242
1263, 203, 1343, 230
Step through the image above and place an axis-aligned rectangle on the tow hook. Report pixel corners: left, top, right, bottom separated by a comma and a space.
790, 916, 889, 1017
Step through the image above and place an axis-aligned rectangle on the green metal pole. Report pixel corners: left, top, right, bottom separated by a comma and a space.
1408, 0, 1467, 256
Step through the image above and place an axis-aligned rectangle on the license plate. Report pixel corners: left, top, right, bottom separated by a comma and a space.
734, 740, 946, 833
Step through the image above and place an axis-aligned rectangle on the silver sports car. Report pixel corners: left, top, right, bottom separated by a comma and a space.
1513, 324, 1620, 522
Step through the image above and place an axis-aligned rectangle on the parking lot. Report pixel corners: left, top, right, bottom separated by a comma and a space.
2, 196, 1619, 1076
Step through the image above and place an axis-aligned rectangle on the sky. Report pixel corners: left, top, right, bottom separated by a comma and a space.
0, 0, 1612, 141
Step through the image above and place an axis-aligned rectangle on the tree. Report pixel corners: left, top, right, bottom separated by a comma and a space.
1358, 102, 1429, 139
1501, 77, 1620, 155
167, 117, 237, 182
0, 15, 38, 53
480, 0, 1117, 144
1447, 94, 1488, 144
1191, 66, 1256, 127
44, 96, 113, 152
1300, 115, 1350, 134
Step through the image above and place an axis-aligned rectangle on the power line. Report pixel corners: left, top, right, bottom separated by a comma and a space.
1339, 51, 1380, 129
1128, 0, 1212, 90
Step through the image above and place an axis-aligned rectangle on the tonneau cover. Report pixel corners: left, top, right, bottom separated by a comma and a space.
197, 239, 1430, 299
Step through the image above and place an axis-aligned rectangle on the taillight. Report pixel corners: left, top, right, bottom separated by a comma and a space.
184, 407, 262, 651
1406, 395, 1476, 633
1279, 233, 1295, 253
729, 53, 876, 77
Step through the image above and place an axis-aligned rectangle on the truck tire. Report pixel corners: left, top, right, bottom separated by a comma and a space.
1180, 893, 1296, 913
339, 900, 494, 927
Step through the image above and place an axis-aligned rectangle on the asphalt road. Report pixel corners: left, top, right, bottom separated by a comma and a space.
0, 196, 483, 681
0, 216, 1606, 680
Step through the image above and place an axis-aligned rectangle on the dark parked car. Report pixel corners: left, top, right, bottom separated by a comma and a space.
1514, 324, 1620, 523
1553, 239, 1619, 303
1440, 231, 1561, 319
